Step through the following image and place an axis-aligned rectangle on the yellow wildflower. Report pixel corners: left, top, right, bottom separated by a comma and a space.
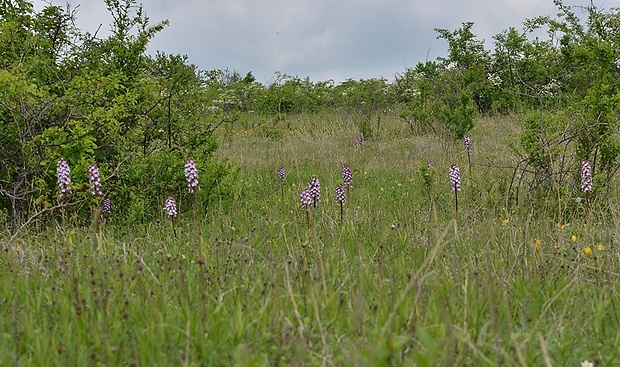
571, 235, 577, 242
534, 239, 542, 251
583, 246, 593, 257
557, 223, 565, 229
502, 218, 509, 226
597, 244, 605, 251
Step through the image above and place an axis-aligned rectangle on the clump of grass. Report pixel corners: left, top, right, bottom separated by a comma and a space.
419, 160, 436, 204
5, 112, 620, 366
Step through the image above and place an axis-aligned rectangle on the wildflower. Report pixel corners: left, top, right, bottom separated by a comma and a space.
56, 158, 72, 196
581, 360, 594, 367
165, 197, 178, 218
583, 246, 593, 257
336, 185, 346, 204
557, 223, 565, 229
308, 176, 321, 205
101, 198, 111, 213
597, 244, 605, 251
449, 164, 461, 192
300, 189, 314, 208
502, 218, 509, 226
464, 136, 472, 155
571, 235, 577, 242
184, 159, 199, 194
427, 161, 434, 169
580, 158, 592, 193
278, 166, 286, 180
342, 165, 353, 187
88, 164, 102, 197
534, 239, 542, 251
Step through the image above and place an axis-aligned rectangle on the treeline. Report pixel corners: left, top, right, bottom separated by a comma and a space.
1, 0, 620, 225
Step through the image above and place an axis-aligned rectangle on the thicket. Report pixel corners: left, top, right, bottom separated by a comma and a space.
2, 0, 620, 226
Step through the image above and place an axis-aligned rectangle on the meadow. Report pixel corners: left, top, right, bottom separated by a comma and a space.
2, 112, 620, 366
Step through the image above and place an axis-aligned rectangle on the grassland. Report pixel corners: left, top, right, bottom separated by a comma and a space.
2, 112, 620, 366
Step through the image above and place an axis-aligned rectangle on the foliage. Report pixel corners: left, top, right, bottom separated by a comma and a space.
3, 112, 620, 366
0, 0, 233, 225
5, 1, 620, 363
396, 62, 442, 136
4, 0, 620, 225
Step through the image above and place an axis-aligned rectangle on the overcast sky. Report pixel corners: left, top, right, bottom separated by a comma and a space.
39, 0, 606, 84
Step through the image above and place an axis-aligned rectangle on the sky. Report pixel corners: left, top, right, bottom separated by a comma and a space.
37, 0, 607, 84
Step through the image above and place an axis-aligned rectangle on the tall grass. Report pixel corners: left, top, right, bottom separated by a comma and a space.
2, 112, 620, 366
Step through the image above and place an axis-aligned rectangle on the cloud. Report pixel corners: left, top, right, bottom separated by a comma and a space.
38, 0, 574, 84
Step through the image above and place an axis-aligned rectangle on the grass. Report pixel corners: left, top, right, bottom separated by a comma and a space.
2, 111, 620, 366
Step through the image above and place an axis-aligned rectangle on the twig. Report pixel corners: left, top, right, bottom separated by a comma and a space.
4, 200, 85, 249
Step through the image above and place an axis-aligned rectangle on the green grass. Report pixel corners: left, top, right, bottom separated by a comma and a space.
2, 112, 620, 366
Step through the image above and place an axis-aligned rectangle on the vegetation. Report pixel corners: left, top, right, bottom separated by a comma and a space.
2, 0, 620, 365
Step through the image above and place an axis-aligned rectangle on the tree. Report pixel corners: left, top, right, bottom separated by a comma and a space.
0, 0, 232, 225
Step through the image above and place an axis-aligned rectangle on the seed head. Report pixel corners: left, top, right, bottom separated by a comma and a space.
165, 197, 178, 218
88, 164, 102, 197
464, 136, 472, 155
342, 165, 353, 187
309, 176, 321, 204
300, 189, 314, 208
278, 166, 286, 180
336, 185, 346, 204
580, 158, 592, 192
56, 158, 72, 196
449, 164, 461, 192
101, 198, 111, 213
359, 132, 365, 144
184, 159, 199, 194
